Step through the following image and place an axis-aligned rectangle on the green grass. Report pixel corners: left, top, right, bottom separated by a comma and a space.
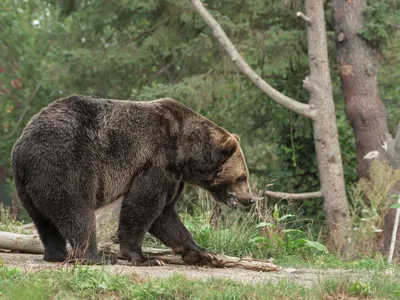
2, 202, 400, 299
274, 252, 399, 271
179, 209, 335, 265
0, 264, 399, 299
177, 208, 400, 272
182, 211, 265, 258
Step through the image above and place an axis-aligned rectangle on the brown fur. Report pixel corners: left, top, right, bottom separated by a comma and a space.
11, 95, 255, 266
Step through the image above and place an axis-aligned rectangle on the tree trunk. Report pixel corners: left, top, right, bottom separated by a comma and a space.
0, 166, 6, 184
332, 0, 390, 179
304, 0, 351, 255
190, 0, 351, 254
332, 0, 399, 255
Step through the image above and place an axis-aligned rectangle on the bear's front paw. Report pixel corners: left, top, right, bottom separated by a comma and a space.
181, 249, 219, 265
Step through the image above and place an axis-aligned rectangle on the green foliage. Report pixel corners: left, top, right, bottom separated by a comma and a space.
253, 204, 328, 256
348, 280, 374, 297
178, 202, 328, 260
359, 2, 400, 47
181, 209, 265, 258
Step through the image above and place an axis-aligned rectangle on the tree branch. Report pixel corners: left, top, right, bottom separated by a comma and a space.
296, 12, 312, 23
265, 190, 322, 200
189, 0, 316, 120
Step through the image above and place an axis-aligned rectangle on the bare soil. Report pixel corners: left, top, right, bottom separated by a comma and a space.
1, 252, 395, 287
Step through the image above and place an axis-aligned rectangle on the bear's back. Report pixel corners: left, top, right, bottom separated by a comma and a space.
12, 95, 194, 169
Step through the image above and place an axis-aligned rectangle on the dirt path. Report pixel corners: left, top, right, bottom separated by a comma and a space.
1, 252, 395, 287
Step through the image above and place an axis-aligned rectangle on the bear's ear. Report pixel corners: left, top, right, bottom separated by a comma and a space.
232, 133, 240, 143
220, 135, 238, 157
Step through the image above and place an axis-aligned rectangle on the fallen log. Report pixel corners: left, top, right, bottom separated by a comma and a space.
0, 231, 281, 272
0, 231, 44, 254
139, 249, 281, 272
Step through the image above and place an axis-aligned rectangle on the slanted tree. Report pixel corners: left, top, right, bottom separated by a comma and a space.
332, 1, 391, 179
332, 0, 400, 254
190, 0, 351, 254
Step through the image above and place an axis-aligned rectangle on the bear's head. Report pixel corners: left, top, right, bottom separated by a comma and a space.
205, 133, 257, 209
178, 116, 257, 208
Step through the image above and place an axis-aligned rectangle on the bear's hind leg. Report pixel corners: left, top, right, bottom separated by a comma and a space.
36, 218, 68, 262
17, 191, 67, 262
62, 211, 117, 265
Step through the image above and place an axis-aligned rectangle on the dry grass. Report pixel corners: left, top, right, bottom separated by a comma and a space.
349, 161, 400, 255
0, 203, 27, 233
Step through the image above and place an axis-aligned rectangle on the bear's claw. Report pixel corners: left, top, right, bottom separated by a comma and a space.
130, 258, 165, 267
182, 249, 218, 265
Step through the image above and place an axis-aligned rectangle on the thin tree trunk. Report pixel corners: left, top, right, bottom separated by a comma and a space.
304, 0, 351, 255
190, 0, 351, 254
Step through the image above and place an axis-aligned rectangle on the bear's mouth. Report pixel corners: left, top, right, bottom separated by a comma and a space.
227, 196, 238, 208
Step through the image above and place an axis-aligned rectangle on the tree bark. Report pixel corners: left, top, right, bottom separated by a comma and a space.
0, 166, 6, 184
332, 0, 399, 256
364, 127, 400, 256
332, 0, 390, 179
304, 0, 351, 255
0, 231, 44, 254
190, 0, 351, 254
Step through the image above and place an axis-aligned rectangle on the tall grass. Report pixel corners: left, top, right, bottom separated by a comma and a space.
179, 190, 328, 260
349, 161, 400, 256
0, 203, 28, 233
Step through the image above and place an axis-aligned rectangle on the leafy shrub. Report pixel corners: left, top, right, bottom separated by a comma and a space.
251, 204, 328, 257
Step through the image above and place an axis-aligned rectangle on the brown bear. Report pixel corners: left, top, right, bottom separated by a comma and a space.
11, 95, 256, 266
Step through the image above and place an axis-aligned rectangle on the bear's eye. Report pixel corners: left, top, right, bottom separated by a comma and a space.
236, 175, 247, 183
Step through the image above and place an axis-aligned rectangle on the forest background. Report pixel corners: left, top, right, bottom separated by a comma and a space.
1, 0, 400, 244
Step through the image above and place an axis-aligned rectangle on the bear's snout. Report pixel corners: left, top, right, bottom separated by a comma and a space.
238, 195, 261, 207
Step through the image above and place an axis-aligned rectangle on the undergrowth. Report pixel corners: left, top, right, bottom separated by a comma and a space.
178, 190, 328, 262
